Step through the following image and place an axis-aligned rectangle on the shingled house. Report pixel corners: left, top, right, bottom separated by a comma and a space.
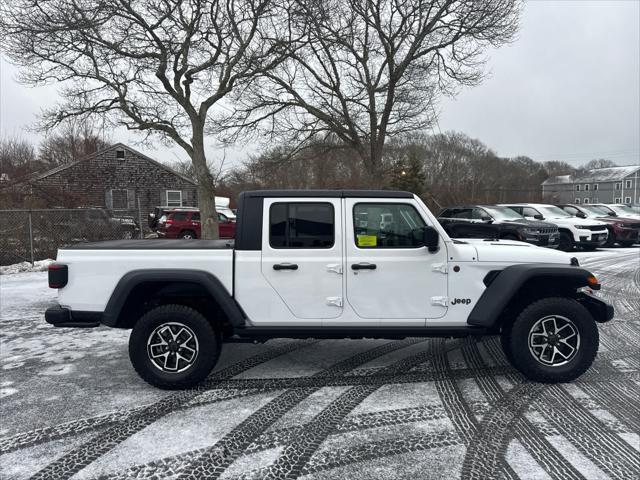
542, 165, 640, 205
25, 143, 197, 215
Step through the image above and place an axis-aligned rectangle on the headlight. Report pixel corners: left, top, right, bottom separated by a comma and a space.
574, 225, 590, 229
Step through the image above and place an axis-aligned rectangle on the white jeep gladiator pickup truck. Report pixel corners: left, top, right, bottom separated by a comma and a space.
45, 190, 614, 389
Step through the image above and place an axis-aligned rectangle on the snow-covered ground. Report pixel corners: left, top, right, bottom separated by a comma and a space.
0, 248, 638, 480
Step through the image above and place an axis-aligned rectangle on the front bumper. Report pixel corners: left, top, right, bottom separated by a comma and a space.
578, 294, 614, 323
576, 232, 608, 246
525, 234, 560, 248
45, 306, 101, 328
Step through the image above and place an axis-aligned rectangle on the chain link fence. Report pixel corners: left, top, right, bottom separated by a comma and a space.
0, 208, 145, 266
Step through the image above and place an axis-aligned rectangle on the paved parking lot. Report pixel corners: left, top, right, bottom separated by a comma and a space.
0, 248, 639, 480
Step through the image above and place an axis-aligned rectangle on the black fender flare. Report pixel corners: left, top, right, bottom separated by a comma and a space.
467, 264, 604, 328
102, 269, 246, 328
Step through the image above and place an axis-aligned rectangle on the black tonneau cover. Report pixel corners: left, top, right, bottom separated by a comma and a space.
65, 239, 234, 250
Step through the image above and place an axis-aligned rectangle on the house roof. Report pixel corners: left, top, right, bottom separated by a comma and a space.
30, 143, 196, 185
542, 165, 640, 186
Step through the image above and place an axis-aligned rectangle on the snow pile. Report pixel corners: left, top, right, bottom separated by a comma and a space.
0, 259, 54, 275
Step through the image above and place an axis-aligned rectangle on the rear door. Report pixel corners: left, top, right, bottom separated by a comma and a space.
261, 198, 343, 319
345, 198, 448, 323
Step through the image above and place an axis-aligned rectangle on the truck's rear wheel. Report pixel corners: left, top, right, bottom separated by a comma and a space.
502, 297, 598, 383
129, 305, 221, 389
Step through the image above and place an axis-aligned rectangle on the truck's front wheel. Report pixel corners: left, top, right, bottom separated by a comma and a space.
129, 305, 221, 389
502, 297, 598, 383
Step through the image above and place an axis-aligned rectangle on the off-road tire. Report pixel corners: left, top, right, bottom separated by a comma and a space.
129, 304, 221, 389
558, 232, 574, 252
180, 230, 197, 239
503, 297, 599, 383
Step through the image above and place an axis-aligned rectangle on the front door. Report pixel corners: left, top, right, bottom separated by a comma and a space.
261, 198, 343, 319
345, 199, 448, 323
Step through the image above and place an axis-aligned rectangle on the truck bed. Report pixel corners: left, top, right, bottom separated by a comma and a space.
65, 239, 234, 250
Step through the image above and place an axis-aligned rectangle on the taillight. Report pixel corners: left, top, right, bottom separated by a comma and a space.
165, 219, 173, 225
48, 263, 68, 289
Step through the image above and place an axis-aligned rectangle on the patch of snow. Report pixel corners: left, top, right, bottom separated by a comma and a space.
0, 259, 54, 275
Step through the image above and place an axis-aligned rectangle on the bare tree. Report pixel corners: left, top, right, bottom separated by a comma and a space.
1, 0, 286, 238
581, 158, 618, 170
230, 0, 521, 184
0, 136, 38, 181
39, 119, 111, 168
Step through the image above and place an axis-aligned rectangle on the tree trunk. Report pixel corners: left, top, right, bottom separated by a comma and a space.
191, 128, 219, 240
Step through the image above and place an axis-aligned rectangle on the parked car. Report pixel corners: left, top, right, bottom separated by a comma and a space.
46, 189, 614, 389
437, 205, 560, 248
556, 204, 640, 247
590, 203, 640, 221
56, 208, 140, 241
157, 208, 235, 239
500, 203, 608, 252
148, 200, 236, 232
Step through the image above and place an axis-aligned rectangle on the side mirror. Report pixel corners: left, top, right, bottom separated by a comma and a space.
576, 212, 587, 218
420, 226, 440, 253
607, 212, 616, 216
534, 214, 544, 220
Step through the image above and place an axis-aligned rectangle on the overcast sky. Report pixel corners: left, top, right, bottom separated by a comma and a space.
1, 0, 639, 170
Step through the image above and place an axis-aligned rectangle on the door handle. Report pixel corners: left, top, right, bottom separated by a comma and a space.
273, 263, 299, 271
351, 263, 376, 270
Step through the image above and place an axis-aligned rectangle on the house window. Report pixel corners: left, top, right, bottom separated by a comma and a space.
614, 198, 621, 204
166, 190, 183, 207
111, 189, 129, 209
583, 198, 590, 204
575, 185, 581, 191
615, 183, 622, 190
625, 196, 631, 204
584, 184, 590, 191
625, 180, 632, 189
116, 149, 125, 159
575, 198, 581, 204
593, 184, 598, 191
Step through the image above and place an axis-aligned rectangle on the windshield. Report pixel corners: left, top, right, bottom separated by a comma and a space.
581, 205, 610, 216
483, 206, 524, 220
538, 206, 572, 218
610, 205, 636, 215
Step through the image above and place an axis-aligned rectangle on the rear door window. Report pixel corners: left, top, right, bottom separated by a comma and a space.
269, 203, 334, 248
171, 212, 188, 222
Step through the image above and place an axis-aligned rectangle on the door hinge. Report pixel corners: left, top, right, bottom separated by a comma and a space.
326, 264, 343, 274
431, 263, 448, 274
326, 296, 343, 307
431, 296, 448, 307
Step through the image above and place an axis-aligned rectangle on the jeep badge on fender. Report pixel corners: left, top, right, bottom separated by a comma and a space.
451, 298, 472, 305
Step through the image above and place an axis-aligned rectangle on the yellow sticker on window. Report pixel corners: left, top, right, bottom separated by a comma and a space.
357, 235, 377, 247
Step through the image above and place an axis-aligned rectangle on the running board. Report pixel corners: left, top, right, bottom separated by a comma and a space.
227, 326, 488, 342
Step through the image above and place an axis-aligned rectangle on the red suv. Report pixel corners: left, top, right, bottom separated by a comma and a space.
157, 209, 235, 239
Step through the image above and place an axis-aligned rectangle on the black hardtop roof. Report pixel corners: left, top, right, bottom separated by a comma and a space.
240, 189, 413, 199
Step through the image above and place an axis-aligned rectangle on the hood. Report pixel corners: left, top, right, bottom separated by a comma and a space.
459, 238, 573, 264
500, 218, 557, 228
555, 216, 607, 227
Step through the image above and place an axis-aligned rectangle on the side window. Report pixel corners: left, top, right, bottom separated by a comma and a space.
172, 212, 188, 222
446, 208, 472, 219
563, 206, 578, 215
191, 212, 200, 221
522, 207, 539, 217
270, 203, 334, 249
218, 213, 227, 222
471, 208, 489, 220
353, 203, 426, 248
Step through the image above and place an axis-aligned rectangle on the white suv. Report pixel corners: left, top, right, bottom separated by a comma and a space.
501, 203, 608, 251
